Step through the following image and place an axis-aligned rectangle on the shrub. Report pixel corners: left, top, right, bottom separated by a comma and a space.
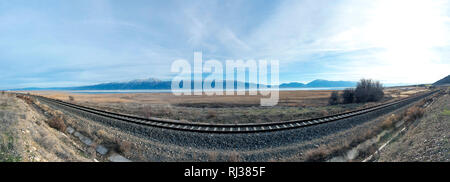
303, 145, 342, 162
160, 107, 173, 116
116, 139, 132, 154
328, 91, 340, 105
304, 147, 330, 162
354, 79, 384, 103
381, 114, 396, 129
227, 151, 241, 162
327, 78, 383, 105
319, 110, 329, 117
141, 105, 153, 118
47, 115, 67, 132
206, 110, 217, 119
207, 151, 219, 162
68, 96, 75, 101
405, 106, 424, 122
342, 88, 355, 104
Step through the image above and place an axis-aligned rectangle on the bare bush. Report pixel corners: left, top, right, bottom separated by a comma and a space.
94, 129, 132, 155
95, 129, 111, 141
141, 105, 153, 118
328, 91, 339, 105
17, 95, 35, 105
47, 115, 67, 132
227, 151, 241, 162
342, 88, 355, 104
68, 96, 74, 101
354, 79, 384, 103
116, 139, 132, 154
303, 144, 343, 162
381, 114, 396, 129
304, 147, 331, 162
405, 106, 424, 122
206, 110, 217, 119
207, 151, 219, 162
327, 78, 381, 105
319, 110, 329, 117
160, 107, 173, 116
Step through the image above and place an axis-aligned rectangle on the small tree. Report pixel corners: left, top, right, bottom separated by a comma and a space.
342, 88, 355, 104
328, 91, 340, 105
354, 79, 384, 103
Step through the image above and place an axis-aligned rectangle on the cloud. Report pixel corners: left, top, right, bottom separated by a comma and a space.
244, 0, 450, 84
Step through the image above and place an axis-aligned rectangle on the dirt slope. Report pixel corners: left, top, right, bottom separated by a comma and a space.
0, 93, 91, 162
376, 90, 449, 161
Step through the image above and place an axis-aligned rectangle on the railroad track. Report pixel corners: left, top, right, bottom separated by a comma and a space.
22, 90, 438, 133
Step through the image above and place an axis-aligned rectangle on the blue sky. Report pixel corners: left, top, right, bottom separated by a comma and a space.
1, 0, 449, 89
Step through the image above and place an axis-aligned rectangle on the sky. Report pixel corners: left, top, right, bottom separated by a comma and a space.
0, 0, 449, 89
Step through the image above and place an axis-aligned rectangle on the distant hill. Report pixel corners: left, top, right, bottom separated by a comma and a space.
72, 78, 172, 90
306, 79, 356, 87
12, 78, 261, 91
433, 75, 450, 86
279, 82, 306, 88
11, 78, 171, 91
280, 79, 356, 88
12, 78, 357, 91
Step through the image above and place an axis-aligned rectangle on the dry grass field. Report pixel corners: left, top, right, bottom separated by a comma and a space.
27, 87, 428, 124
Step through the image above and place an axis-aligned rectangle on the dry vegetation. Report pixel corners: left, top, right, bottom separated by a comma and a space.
12, 93, 140, 161
329, 79, 384, 105
34, 99, 136, 159
17, 95, 68, 133
1, 93, 92, 162
47, 115, 67, 132
376, 89, 449, 162
303, 92, 434, 162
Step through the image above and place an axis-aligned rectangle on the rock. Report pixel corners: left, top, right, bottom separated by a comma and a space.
96, 145, 108, 155
108, 154, 131, 162
79, 136, 93, 146
74, 132, 93, 146
328, 156, 346, 162
67, 127, 75, 134
346, 148, 359, 160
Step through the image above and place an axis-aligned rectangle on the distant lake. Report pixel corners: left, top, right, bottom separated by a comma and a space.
70, 87, 353, 94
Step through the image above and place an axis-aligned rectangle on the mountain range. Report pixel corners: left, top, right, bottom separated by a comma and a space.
279, 79, 356, 88
12, 78, 357, 91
